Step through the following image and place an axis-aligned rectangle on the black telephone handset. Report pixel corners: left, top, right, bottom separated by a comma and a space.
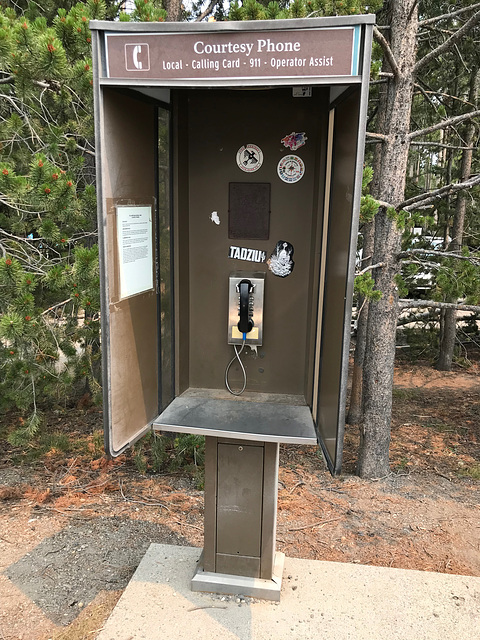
226, 273, 264, 394
237, 279, 253, 335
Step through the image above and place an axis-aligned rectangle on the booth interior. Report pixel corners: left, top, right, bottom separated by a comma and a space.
101, 82, 362, 470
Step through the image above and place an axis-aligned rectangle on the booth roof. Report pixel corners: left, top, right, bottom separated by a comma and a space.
89, 15, 375, 33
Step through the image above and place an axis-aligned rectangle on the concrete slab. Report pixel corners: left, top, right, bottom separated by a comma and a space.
97, 544, 480, 640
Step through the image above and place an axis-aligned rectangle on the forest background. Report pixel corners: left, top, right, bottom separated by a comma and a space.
0, 0, 479, 478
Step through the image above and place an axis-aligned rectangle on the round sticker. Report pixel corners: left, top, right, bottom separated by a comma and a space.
277, 155, 305, 183
236, 144, 263, 173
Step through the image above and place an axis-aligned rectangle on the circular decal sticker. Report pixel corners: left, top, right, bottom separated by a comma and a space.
277, 155, 305, 183
236, 144, 263, 173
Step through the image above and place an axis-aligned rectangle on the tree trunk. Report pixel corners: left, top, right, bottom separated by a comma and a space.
347, 221, 374, 424
347, 42, 390, 427
357, 0, 419, 478
165, 0, 182, 21
437, 67, 479, 371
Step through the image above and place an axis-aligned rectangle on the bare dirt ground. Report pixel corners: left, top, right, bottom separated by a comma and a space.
0, 360, 479, 640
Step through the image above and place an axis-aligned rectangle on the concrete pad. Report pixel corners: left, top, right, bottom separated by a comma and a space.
97, 544, 480, 640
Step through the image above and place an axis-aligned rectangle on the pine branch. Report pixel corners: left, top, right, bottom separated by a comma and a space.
419, 2, 480, 28
398, 248, 480, 267
195, 0, 220, 22
0, 94, 44, 144
414, 83, 443, 116
0, 197, 46, 215
420, 25, 454, 38
356, 262, 385, 276
62, 138, 95, 157
402, 259, 443, 270
400, 175, 480, 210
415, 9, 480, 74
0, 230, 68, 273
377, 199, 395, 209
415, 85, 477, 109
408, 109, 480, 140
410, 142, 476, 151
0, 229, 45, 242
33, 79, 51, 89
398, 300, 480, 313
366, 132, 389, 142
41, 299, 73, 315
397, 310, 439, 326
373, 26, 400, 78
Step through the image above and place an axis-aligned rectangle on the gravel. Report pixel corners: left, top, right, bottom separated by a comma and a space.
4, 516, 191, 625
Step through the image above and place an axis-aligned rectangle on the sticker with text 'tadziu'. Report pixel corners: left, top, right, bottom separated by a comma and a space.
229, 246, 266, 262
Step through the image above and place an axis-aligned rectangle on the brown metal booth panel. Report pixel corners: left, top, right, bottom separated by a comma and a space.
203, 437, 278, 579
173, 93, 190, 396
100, 89, 159, 454
303, 96, 329, 408
315, 88, 361, 466
184, 88, 328, 397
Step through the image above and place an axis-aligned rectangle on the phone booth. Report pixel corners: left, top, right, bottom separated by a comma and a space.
91, 15, 373, 600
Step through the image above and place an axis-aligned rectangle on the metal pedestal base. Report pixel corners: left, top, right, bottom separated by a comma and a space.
191, 551, 285, 602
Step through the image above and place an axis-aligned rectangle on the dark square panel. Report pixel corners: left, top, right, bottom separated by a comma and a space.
228, 182, 271, 240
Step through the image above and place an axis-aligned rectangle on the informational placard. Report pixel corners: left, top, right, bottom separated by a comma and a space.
116, 205, 153, 299
105, 26, 361, 82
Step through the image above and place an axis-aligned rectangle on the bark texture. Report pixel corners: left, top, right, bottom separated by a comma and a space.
357, 0, 419, 478
347, 222, 374, 425
348, 44, 390, 427
165, 0, 182, 21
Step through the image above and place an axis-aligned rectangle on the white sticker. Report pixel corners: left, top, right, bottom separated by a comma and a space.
292, 86, 312, 97
236, 144, 263, 173
277, 155, 305, 184
228, 246, 266, 263
267, 241, 295, 278
210, 211, 220, 225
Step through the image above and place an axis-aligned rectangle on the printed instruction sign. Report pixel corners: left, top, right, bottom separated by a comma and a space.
116, 205, 154, 299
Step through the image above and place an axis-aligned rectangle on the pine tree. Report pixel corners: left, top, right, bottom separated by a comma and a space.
0, 1, 112, 442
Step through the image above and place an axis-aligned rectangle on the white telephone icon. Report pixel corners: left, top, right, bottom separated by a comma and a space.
133, 45, 143, 70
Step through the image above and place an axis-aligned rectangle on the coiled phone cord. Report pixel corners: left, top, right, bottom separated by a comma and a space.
225, 336, 247, 396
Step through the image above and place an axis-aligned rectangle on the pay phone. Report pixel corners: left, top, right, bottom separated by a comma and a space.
227, 271, 265, 346
226, 271, 265, 395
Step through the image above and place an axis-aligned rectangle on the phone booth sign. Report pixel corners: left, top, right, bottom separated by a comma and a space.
91, 16, 374, 600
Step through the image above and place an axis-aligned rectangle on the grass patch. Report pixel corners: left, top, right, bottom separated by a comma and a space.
0, 407, 105, 466
48, 590, 122, 640
6, 430, 106, 466
392, 388, 423, 401
423, 422, 456, 433
8, 431, 74, 465
458, 463, 480, 480
131, 432, 205, 488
